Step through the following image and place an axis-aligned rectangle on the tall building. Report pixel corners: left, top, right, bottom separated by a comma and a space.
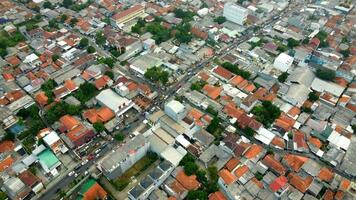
223, 2, 248, 25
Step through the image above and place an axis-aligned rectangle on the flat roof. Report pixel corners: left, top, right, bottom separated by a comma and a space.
37, 149, 59, 169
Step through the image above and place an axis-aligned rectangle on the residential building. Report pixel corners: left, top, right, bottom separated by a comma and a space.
223, 3, 248, 25
96, 89, 134, 117
164, 100, 187, 122
112, 5, 145, 25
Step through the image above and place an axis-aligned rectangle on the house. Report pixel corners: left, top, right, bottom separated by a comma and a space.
273, 53, 294, 72
77, 179, 108, 200
36, 148, 61, 177
112, 4, 145, 25
83, 106, 115, 124
96, 89, 134, 117
18, 170, 44, 194
3, 177, 31, 200
212, 66, 234, 82
269, 176, 289, 197
164, 100, 187, 122
98, 135, 149, 180
94, 75, 113, 90
42, 130, 67, 154
35, 91, 48, 107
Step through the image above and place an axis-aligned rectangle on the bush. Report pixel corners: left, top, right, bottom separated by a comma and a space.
52, 54, 60, 62
287, 38, 300, 48
278, 72, 289, 83
144, 66, 169, 85
190, 80, 207, 91
252, 101, 281, 127
73, 82, 98, 104
93, 122, 105, 132
214, 16, 226, 24
221, 62, 251, 79
308, 91, 319, 102
87, 46, 96, 54
114, 133, 125, 141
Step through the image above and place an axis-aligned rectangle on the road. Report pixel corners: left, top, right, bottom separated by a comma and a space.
35, 0, 302, 199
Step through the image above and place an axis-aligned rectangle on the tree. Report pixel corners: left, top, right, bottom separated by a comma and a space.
287, 38, 300, 48
0, 191, 8, 200
308, 91, 319, 102
255, 172, 264, 180
43, 1, 53, 9
52, 54, 60, 62
87, 46, 96, 54
47, 18, 58, 28
206, 117, 223, 138
252, 101, 281, 127
60, 14, 68, 22
144, 66, 170, 85
179, 153, 196, 166
104, 71, 114, 79
32, 6, 40, 12
244, 127, 255, 138
278, 72, 289, 83
316, 68, 335, 81
70, 18, 78, 26
184, 162, 199, 176
174, 8, 195, 22
93, 122, 105, 133
95, 31, 106, 46
302, 37, 310, 44
187, 190, 208, 200
62, 0, 73, 8
340, 49, 350, 58
191, 80, 207, 91
97, 57, 115, 68
114, 132, 125, 141
221, 62, 251, 79
79, 38, 89, 48
214, 16, 226, 24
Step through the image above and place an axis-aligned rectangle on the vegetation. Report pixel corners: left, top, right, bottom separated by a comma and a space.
144, 66, 169, 85
252, 101, 281, 127
205, 106, 218, 116
187, 190, 208, 200
146, 22, 171, 44
221, 62, 251, 79
51, 54, 60, 62
41, 79, 56, 103
97, 57, 115, 68
60, 14, 68, 23
173, 8, 195, 22
95, 31, 106, 46
45, 102, 82, 124
131, 18, 146, 34
70, 18, 78, 26
340, 49, 350, 58
301, 106, 313, 113
277, 72, 289, 83
255, 172, 264, 181
0, 31, 25, 57
287, 38, 300, 48
243, 127, 255, 138
43, 1, 53, 9
302, 37, 310, 44
175, 23, 192, 44
87, 46, 96, 54
79, 38, 89, 48
214, 16, 226, 24
104, 71, 114, 79
190, 80, 207, 92
62, 0, 74, 8
248, 38, 266, 50
352, 124, 356, 134
73, 82, 98, 104
206, 117, 223, 139
16, 105, 46, 140
315, 31, 329, 48
308, 91, 319, 102
316, 68, 335, 81
93, 122, 105, 132
114, 132, 125, 141
0, 191, 8, 200
111, 152, 158, 191
48, 19, 59, 30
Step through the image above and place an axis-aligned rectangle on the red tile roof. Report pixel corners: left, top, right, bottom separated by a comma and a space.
202, 85, 222, 100
18, 170, 40, 187
209, 191, 227, 200
218, 169, 236, 185
35, 92, 49, 107
213, 66, 233, 80
283, 154, 308, 172
82, 181, 108, 200
318, 167, 334, 182
0, 141, 14, 153
287, 173, 313, 193
262, 154, 286, 175
233, 165, 248, 178
94, 75, 112, 90
244, 144, 263, 159
112, 5, 144, 21
176, 170, 200, 190
225, 158, 239, 172
339, 178, 351, 191
269, 176, 288, 192
0, 155, 14, 172
60, 115, 80, 131
83, 107, 115, 124
64, 79, 78, 92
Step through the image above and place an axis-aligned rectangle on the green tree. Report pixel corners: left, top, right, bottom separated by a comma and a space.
104, 71, 114, 79
87, 46, 96, 54
302, 37, 310, 44
340, 49, 350, 58
93, 122, 105, 132
95, 31, 106, 46
144, 66, 170, 85
316, 68, 335, 81
221, 62, 251, 79
187, 190, 208, 200
174, 8, 195, 22
60, 14, 68, 22
97, 57, 115, 68
43, 1, 53, 9
287, 38, 300, 48
278, 72, 289, 83
184, 162, 199, 176
244, 127, 255, 138
52, 54, 60, 62
70, 18, 78, 26
190, 80, 207, 91
252, 101, 281, 127
214, 16, 226, 24
308, 91, 319, 102
179, 153, 196, 166
255, 172, 264, 180
206, 117, 223, 138
0, 191, 8, 200
114, 132, 125, 141
79, 38, 89, 48
62, 0, 73, 8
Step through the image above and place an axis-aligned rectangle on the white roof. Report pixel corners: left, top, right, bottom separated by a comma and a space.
165, 100, 185, 114
273, 53, 294, 72
24, 53, 39, 63
96, 89, 131, 112
311, 78, 345, 97
176, 135, 191, 148
327, 131, 350, 151
160, 146, 185, 167
255, 128, 275, 145
43, 131, 60, 146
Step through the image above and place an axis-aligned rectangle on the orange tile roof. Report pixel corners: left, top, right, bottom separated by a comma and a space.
262, 154, 286, 175
229, 75, 244, 86
83, 182, 108, 200
237, 79, 248, 89
339, 178, 351, 191
64, 79, 78, 91
203, 85, 222, 100
84, 107, 115, 124
251, 177, 264, 189
94, 75, 111, 90
318, 167, 334, 182
112, 4, 144, 21
169, 180, 186, 195
334, 190, 344, 200
244, 144, 263, 159
6, 55, 21, 66
308, 137, 322, 148
198, 71, 210, 81
271, 137, 285, 149
213, 66, 233, 80
223, 103, 244, 119
127, 82, 138, 91
209, 191, 227, 200
5, 90, 24, 102
293, 130, 308, 150
0, 155, 14, 172
287, 172, 313, 193
233, 165, 248, 178
323, 190, 334, 200
283, 154, 308, 172
188, 108, 204, 121
2, 73, 14, 81
176, 170, 200, 190
35, 92, 49, 107
287, 107, 300, 117
274, 114, 295, 131
218, 169, 236, 185
225, 158, 239, 172
243, 83, 256, 93
60, 115, 80, 131
0, 141, 15, 153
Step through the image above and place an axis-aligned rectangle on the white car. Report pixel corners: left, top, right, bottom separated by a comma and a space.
74, 173, 78, 177
68, 171, 75, 176
81, 159, 88, 166
84, 171, 89, 176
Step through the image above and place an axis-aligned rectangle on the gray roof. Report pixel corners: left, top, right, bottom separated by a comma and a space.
192, 129, 215, 147
149, 168, 164, 180
301, 159, 321, 176
158, 160, 172, 171
129, 185, 145, 199
286, 67, 315, 87
140, 176, 154, 189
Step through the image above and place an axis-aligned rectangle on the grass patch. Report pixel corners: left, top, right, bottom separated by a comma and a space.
111, 152, 158, 191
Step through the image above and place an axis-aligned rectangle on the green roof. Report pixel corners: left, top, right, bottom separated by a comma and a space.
80, 179, 97, 194
37, 149, 59, 169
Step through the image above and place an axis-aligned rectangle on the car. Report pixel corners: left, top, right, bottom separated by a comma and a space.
84, 171, 89, 176
68, 171, 75, 176
88, 154, 94, 160
95, 153, 100, 158
74, 173, 78, 177
81, 159, 88, 166
94, 148, 101, 154
74, 165, 81, 171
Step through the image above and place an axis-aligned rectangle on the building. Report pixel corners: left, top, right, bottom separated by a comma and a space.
273, 53, 294, 72
112, 4, 145, 25
164, 100, 187, 122
223, 3, 248, 25
77, 179, 108, 200
42, 131, 67, 154
99, 135, 149, 180
96, 89, 134, 117
3, 177, 31, 200
36, 148, 61, 177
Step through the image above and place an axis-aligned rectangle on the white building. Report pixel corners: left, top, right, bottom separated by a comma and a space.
96, 89, 134, 117
164, 100, 187, 122
223, 2, 248, 25
273, 53, 294, 72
